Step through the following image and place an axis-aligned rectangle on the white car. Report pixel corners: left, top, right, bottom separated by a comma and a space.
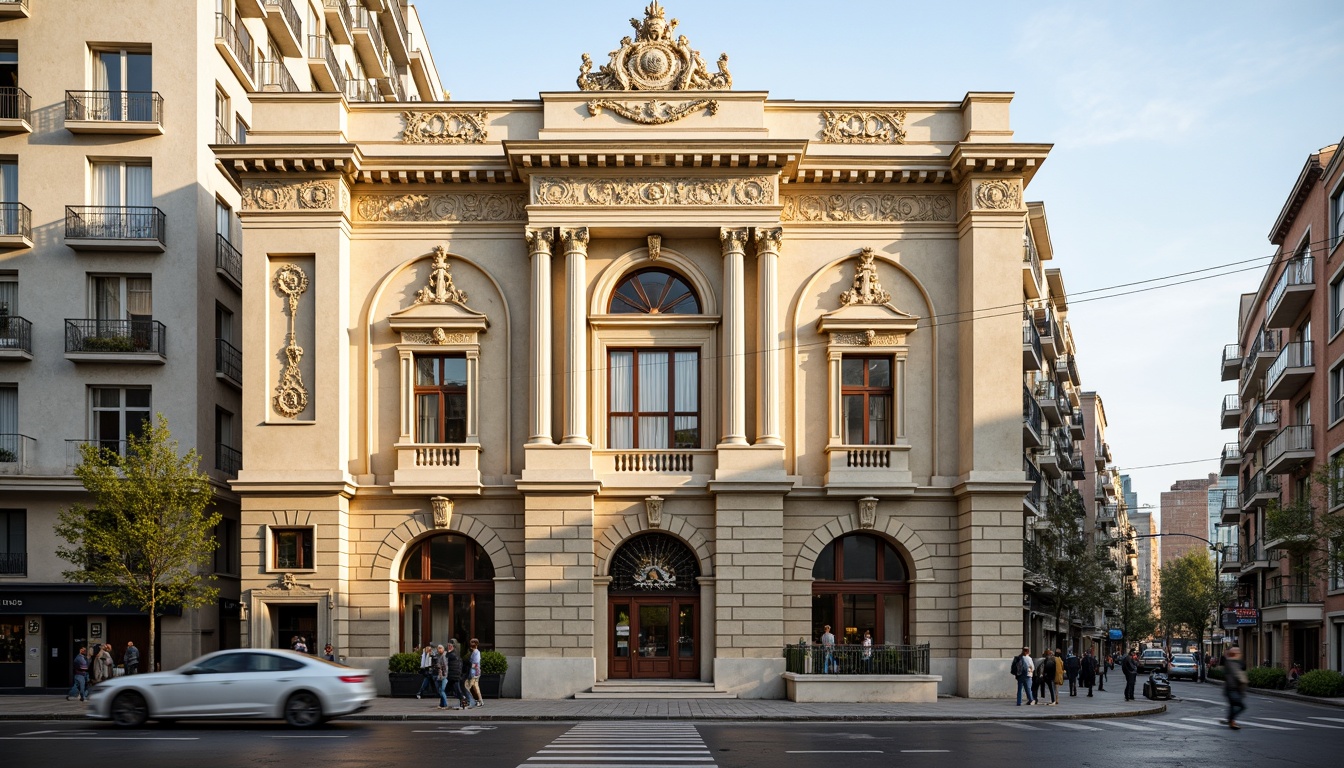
86, 649, 375, 728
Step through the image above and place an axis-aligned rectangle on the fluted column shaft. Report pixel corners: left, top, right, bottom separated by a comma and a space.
720, 228, 749, 446
754, 227, 783, 445
526, 228, 555, 444
561, 227, 591, 445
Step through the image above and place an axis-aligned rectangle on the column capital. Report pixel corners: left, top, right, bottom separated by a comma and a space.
720, 227, 749, 254
525, 227, 555, 256
753, 226, 783, 255
560, 226, 590, 254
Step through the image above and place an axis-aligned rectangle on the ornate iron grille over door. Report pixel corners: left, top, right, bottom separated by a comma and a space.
608, 533, 700, 679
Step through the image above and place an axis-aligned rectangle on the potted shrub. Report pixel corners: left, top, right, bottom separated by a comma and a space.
478, 650, 508, 699
388, 652, 423, 698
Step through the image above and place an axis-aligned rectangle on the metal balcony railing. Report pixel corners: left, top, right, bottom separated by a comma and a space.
1241, 401, 1280, 442
0, 432, 34, 466
264, 0, 302, 40
66, 90, 163, 123
216, 443, 242, 476
0, 201, 31, 239
216, 234, 242, 287
1223, 394, 1240, 414
783, 643, 930, 675
351, 4, 386, 57
324, 0, 353, 29
1240, 328, 1282, 391
1023, 316, 1043, 361
308, 34, 347, 92
1240, 470, 1280, 507
1023, 385, 1043, 440
1024, 457, 1043, 511
65, 206, 166, 244
1222, 543, 1241, 567
1222, 343, 1242, 367
65, 319, 166, 356
0, 86, 30, 122
0, 552, 25, 575
1266, 254, 1314, 320
387, 66, 407, 102
1265, 340, 1312, 393
345, 77, 377, 102
215, 118, 236, 145
1221, 441, 1241, 465
383, 0, 411, 52
215, 12, 255, 76
1263, 424, 1312, 469
1266, 581, 1317, 606
216, 338, 242, 385
256, 59, 299, 93
0, 315, 32, 354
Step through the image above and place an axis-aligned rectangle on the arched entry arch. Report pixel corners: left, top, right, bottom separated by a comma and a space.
397, 531, 497, 652
606, 532, 701, 679
809, 532, 911, 646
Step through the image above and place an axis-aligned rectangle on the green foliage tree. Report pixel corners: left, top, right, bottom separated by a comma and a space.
1118, 587, 1158, 650
1158, 550, 1227, 656
1036, 489, 1116, 648
1265, 457, 1344, 589
55, 415, 220, 671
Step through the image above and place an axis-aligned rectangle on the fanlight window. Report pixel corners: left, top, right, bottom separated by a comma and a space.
811, 533, 909, 645
610, 269, 700, 315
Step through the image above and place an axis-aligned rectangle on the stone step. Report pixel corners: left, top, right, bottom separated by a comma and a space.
574, 690, 738, 699
576, 680, 738, 699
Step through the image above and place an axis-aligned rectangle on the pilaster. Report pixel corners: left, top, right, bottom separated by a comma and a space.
561, 226, 591, 446
719, 227, 749, 446
526, 227, 556, 444
753, 227, 783, 446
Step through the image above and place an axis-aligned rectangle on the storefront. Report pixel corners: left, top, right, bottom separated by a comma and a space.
0, 585, 151, 690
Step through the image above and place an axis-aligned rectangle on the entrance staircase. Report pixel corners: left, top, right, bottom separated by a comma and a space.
574, 680, 737, 699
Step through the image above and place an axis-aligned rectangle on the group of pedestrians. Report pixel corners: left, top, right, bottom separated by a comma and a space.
66, 640, 140, 701
415, 638, 485, 711
1012, 646, 1111, 706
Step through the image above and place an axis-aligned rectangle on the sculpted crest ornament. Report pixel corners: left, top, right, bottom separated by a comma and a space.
272, 264, 310, 418
577, 1, 731, 91
839, 248, 892, 307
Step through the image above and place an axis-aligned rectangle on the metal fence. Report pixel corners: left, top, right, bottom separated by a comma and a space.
0, 86, 30, 122
65, 318, 166, 356
0, 315, 31, 354
783, 643, 930, 675
66, 90, 163, 123
65, 206, 167, 244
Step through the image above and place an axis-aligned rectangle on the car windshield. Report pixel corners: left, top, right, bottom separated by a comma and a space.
1172, 655, 1195, 663
1142, 651, 1164, 658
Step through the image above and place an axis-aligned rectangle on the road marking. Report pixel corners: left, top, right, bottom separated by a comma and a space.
517, 722, 717, 768
270, 734, 349, 739
786, 751, 884, 754
0, 736, 200, 741
1182, 717, 1295, 730
997, 722, 1042, 730
1310, 717, 1344, 724
1098, 721, 1149, 730
1184, 698, 1222, 705
1158, 722, 1209, 731
1260, 718, 1344, 729
1049, 722, 1100, 731
901, 750, 950, 753
529, 758, 712, 762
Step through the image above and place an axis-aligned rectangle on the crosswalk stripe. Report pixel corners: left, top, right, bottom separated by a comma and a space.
1182, 717, 1295, 730
1259, 718, 1344, 729
517, 722, 717, 768
1159, 722, 1210, 730
1097, 721, 1149, 730
1050, 723, 1100, 731
1309, 717, 1344, 724
998, 723, 1042, 730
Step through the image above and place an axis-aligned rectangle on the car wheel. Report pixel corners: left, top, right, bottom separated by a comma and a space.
284, 691, 323, 728
110, 691, 149, 728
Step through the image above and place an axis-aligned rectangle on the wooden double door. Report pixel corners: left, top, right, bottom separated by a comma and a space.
608, 596, 698, 679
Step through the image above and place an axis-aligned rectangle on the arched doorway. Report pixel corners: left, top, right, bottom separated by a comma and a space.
607, 533, 700, 679
398, 533, 495, 651
811, 532, 910, 645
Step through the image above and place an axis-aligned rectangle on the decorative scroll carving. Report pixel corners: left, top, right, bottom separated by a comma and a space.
973, 179, 1023, 210
401, 330, 477, 345
243, 180, 341, 211
354, 193, 527, 223
431, 496, 454, 529
586, 97, 718, 124
535, 176, 773, 206
820, 110, 907, 144
832, 331, 905, 347
840, 248, 892, 306
272, 265, 310, 418
400, 110, 489, 144
647, 234, 662, 260
577, 1, 731, 91
857, 497, 878, 529
645, 495, 664, 529
414, 246, 469, 306
781, 193, 953, 223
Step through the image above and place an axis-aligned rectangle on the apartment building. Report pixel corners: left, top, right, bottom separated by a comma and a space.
1220, 136, 1344, 672
1160, 475, 1218, 567
0, 0, 443, 691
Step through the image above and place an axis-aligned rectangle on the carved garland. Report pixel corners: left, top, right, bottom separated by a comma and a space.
243, 180, 341, 211
534, 176, 774, 206
586, 98, 718, 124
781, 193, 953, 222
354, 193, 527, 222
400, 110, 489, 144
272, 264, 310, 418
820, 110, 907, 144
400, 329, 477, 345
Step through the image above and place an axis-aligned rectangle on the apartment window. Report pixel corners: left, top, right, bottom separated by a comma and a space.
608, 349, 700, 449
93, 275, 152, 324
213, 516, 237, 576
1333, 182, 1344, 250
0, 40, 15, 90
414, 354, 467, 444
1333, 274, 1344, 337
215, 407, 238, 475
90, 387, 151, 455
0, 508, 24, 575
1333, 363, 1344, 424
235, 116, 248, 145
92, 47, 152, 121
0, 273, 14, 321
0, 384, 14, 463
273, 528, 313, 570
216, 199, 233, 243
90, 160, 152, 208
1330, 451, 1344, 512
216, 303, 234, 346
0, 158, 16, 237
841, 357, 893, 445
609, 269, 701, 314
1295, 397, 1311, 427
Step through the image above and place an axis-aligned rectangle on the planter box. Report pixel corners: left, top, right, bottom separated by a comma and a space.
388, 672, 425, 698
478, 673, 506, 699
782, 672, 941, 703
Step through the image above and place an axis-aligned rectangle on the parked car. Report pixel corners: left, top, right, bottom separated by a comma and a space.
1138, 648, 1168, 673
86, 649, 375, 728
1167, 653, 1199, 681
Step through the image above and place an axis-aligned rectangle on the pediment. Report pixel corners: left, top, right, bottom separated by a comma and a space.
388, 299, 489, 333
816, 301, 918, 336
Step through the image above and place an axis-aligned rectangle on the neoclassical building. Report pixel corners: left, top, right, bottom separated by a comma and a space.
222, 3, 1050, 698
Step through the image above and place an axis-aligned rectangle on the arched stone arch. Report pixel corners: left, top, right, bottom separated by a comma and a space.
791, 514, 933, 582
589, 246, 719, 317
370, 512, 515, 581
595, 513, 714, 579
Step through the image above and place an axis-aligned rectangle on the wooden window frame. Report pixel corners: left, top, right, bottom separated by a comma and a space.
607, 347, 701, 449
413, 353, 468, 444
840, 355, 894, 446
272, 527, 313, 571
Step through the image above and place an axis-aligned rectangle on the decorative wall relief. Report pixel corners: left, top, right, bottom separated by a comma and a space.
353, 193, 526, 223
586, 98, 718, 124
832, 331, 906, 347
272, 264, 310, 418
839, 248, 891, 306
781, 193, 953, 223
857, 497, 878, 529
431, 496, 454, 529
820, 110, 907, 144
242, 180, 342, 211
400, 110, 489, 144
645, 495, 664, 529
647, 234, 662, 260
577, 1, 731, 91
414, 246, 469, 306
534, 176, 774, 206
973, 179, 1023, 210
399, 329, 478, 345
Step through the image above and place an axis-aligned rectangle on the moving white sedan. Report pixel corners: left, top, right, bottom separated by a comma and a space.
86, 649, 375, 728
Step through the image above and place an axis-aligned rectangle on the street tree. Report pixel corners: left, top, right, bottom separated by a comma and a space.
1117, 587, 1158, 651
55, 414, 220, 671
1265, 457, 1344, 590
1036, 488, 1116, 650
1158, 550, 1226, 654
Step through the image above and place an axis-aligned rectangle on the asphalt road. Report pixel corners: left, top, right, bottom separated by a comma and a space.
0, 685, 1338, 768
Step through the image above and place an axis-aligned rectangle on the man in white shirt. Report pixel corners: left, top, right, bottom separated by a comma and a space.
820, 625, 838, 674
1013, 646, 1035, 705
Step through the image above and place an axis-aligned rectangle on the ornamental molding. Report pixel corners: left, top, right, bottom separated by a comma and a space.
400, 329, 478, 346
561, 227, 591, 253
840, 247, 891, 306
534, 176, 774, 206
586, 97, 718, 124
400, 110, 489, 144
353, 193, 526, 223
781, 193, 953, 223
414, 246, 469, 307
430, 496, 454, 529
645, 495, 664, 529
525, 227, 556, 256
972, 179, 1023, 211
820, 110, 907, 144
754, 226, 783, 254
831, 330, 906, 347
647, 234, 662, 260
857, 497, 878, 529
242, 180, 341, 211
577, 1, 731, 91
272, 264, 310, 419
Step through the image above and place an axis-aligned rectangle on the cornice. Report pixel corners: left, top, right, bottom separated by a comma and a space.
213, 143, 363, 182
1268, 147, 1332, 245
948, 143, 1052, 184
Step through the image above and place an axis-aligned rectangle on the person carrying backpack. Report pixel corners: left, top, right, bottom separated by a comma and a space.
1012, 646, 1035, 706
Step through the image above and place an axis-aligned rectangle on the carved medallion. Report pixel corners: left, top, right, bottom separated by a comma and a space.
414, 246, 469, 306
354, 193, 526, 223
973, 179, 1023, 210
577, 1, 731, 91
839, 248, 892, 307
781, 193, 953, 223
272, 264, 310, 418
401, 110, 489, 144
243, 180, 341, 211
820, 110, 907, 144
534, 176, 773, 206
586, 98, 718, 124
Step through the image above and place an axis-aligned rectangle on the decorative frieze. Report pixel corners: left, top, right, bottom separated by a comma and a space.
534, 176, 774, 206
781, 193, 953, 222
973, 179, 1023, 210
353, 193, 526, 223
242, 180, 342, 211
831, 331, 906, 347
400, 110, 489, 144
400, 329, 478, 346
586, 97, 718, 124
820, 110, 907, 144
577, 1, 731, 91
272, 264, 310, 419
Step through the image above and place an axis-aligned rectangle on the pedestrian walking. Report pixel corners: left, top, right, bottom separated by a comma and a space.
122, 641, 140, 676
1064, 648, 1080, 696
1012, 646, 1035, 706
443, 640, 474, 710
433, 644, 450, 709
1121, 649, 1140, 701
417, 644, 438, 699
1040, 649, 1058, 705
1032, 647, 1047, 702
464, 638, 484, 708
1054, 647, 1065, 691
1223, 647, 1248, 730
861, 630, 873, 673
1098, 653, 1110, 691
820, 625, 838, 674
66, 647, 90, 701
1080, 650, 1097, 697
92, 643, 114, 686
323, 643, 336, 662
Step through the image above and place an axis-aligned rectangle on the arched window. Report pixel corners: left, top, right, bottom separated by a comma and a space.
609, 269, 700, 314
811, 533, 909, 645
399, 533, 495, 651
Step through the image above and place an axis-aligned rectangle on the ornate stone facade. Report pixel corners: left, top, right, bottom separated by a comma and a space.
820, 110, 907, 144
781, 193, 954, 222
586, 97, 719, 124
534, 176, 774, 206
242, 180, 342, 211
271, 264, 310, 419
577, 1, 731, 91
400, 110, 489, 144
353, 193, 526, 222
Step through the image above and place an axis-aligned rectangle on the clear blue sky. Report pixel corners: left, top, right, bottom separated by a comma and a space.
414, 0, 1344, 509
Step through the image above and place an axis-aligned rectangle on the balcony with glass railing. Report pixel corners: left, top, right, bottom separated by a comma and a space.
1264, 340, 1313, 401
0, 86, 32, 133
65, 206, 167, 251
215, 12, 256, 90
65, 90, 163, 134
1263, 423, 1313, 475
1265, 254, 1315, 328
263, 0, 303, 56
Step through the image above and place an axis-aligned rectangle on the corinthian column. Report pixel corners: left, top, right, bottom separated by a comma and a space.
754, 227, 783, 446
561, 227, 591, 445
720, 228, 749, 446
526, 228, 556, 444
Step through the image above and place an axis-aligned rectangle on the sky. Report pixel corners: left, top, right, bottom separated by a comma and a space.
413, 0, 1344, 514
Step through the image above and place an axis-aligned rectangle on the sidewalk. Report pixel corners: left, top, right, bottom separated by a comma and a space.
0, 689, 1165, 722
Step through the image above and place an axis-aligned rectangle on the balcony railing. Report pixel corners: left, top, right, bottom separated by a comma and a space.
264, 0, 303, 42
0, 86, 31, 123
216, 443, 242, 476
0, 315, 32, 355
1263, 424, 1313, 474
1266, 581, 1317, 606
1240, 328, 1282, 394
216, 234, 242, 289
1220, 441, 1241, 467
1240, 469, 1280, 508
0, 552, 24, 575
0, 433, 34, 471
386, 66, 407, 102
1240, 401, 1280, 445
351, 4, 386, 58
65, 319, 166, 357
256, 59, 300, 93
1221, 343, 1242, 380
783, 643, 930, 675
345, 77, 378, 102
216, 338, 242, 386
1023, 316, 1043, 368
1266, 254, 1314, 325
66, 438, 131, 468
307, 34, 347, 92
215, 118, 236, 145
0, 201, 31, 240
1023, 385, 1043, 444
65, 90, 163, 124
1024, 457, 1043, 513
215, 12, 255, 79
65, 206, 166, 247
1265, 340, 1313, 397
